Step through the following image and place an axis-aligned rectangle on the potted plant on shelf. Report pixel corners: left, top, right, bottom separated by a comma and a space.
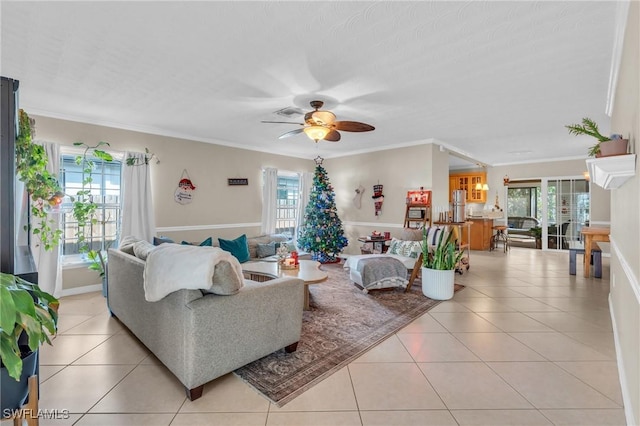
1, 273, 59, 412
565, 117, 628, 157
421, 229, 464, 300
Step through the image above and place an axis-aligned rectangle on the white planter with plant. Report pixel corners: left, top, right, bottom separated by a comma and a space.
421, 229, 463, 300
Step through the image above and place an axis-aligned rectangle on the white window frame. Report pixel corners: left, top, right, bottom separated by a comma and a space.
275, 171, 300, 237
59, 148, 122, 264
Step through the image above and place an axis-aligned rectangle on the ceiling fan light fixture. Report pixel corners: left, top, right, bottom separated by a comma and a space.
311, 110, 336, 126
303, 125, 330, 142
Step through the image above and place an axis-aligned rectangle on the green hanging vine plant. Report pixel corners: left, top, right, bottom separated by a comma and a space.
71, 141, 113, 278
15, 110, 64, 251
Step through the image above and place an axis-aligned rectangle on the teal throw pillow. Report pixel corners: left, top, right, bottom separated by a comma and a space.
153, 236, 175, 246
181, 237, 213, 247
218, 234, 250, 263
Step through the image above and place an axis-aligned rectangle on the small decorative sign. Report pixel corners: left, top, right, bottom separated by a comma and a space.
228, 178, 248, 186
175, 169, 196, 205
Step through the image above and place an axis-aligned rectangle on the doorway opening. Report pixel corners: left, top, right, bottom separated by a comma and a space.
506, 177, 589, 250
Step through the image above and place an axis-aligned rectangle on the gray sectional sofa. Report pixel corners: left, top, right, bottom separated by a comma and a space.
107, 248, 304, 400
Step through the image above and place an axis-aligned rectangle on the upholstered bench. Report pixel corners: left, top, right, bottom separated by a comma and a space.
349, 256, 409, 293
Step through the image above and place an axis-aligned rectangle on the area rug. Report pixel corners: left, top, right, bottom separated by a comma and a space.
234, 263, 464, 406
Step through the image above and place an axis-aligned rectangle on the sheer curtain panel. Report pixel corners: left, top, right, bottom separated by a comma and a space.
121, 152, 156, 242
261, 167, 278, 235
30, 141, 63, 297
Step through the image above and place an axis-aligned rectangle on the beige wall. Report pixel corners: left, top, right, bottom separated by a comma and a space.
608, 1, 640, 423
486, 160, 611, 225
33, 116, 315, 288
325, 143, 448, 254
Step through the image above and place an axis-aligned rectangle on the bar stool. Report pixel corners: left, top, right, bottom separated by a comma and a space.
491, 225, 509, 252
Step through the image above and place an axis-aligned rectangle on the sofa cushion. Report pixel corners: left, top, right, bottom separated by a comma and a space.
399, 228, 423, 241
424, 226, 448, 246
247, 233, 291, 259
181, 237, 213, 247
120, 235, 142, 255
153, 236, 175, 246
256, 242, 277, 258
218, 234, 250, 263
388, 238, 422, 258
205, 260, 245, 295
133, 240, 156, 260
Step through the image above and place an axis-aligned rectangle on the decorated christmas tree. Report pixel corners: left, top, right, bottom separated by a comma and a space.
297, 157, 348, 263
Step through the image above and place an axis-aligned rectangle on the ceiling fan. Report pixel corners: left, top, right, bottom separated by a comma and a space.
262, 100, 375, 142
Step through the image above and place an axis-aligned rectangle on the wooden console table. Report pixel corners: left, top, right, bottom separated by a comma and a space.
580, 226, 610, 278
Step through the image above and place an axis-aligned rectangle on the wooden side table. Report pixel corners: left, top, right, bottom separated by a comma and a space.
358, 236, 391, 254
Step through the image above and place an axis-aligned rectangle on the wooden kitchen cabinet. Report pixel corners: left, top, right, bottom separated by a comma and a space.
449, 172, 487, 203
469, 218, 493, 250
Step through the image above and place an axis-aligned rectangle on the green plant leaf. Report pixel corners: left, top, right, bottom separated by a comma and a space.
0, 285, 16, 333
0, 337, 22, 381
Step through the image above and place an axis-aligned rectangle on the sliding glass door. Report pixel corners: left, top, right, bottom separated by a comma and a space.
545, 178, 589, 250
506, 177, 589, 250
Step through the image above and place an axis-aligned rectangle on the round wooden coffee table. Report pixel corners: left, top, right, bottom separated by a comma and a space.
242, 260, 328, 310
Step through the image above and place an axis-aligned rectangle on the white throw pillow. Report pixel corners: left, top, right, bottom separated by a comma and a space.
133, 240, 155, 260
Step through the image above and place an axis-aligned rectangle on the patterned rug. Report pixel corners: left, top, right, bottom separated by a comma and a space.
234, 262, 464, 406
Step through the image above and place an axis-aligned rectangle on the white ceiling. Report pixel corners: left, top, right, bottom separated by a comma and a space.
1, 1, 621, 166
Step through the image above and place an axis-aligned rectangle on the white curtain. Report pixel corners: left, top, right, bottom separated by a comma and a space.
261, 167, 278, 235
294, 171, 314, 243
31, 141, 63, 297
121, 152, 156, 242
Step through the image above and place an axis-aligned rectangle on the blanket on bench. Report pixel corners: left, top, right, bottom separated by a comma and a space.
356, 257, 408, 292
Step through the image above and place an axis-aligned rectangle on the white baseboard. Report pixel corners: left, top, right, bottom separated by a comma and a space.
609, 295, 637, 426
60, 283, 102, 297
609, 236, 639, 426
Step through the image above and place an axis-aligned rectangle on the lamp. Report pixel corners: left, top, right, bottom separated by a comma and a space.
482, 183, 489, 191
475, 182, 482, 190
303, 125, 330, 142
475, 182, 489, 191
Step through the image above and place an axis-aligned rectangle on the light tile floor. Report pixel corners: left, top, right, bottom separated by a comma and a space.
38, 248, 626, 425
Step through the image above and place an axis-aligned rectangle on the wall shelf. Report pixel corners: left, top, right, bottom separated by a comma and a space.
586, 154, 636, 190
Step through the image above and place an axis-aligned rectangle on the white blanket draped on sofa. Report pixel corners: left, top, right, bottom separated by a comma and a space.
143, 244, 244, 302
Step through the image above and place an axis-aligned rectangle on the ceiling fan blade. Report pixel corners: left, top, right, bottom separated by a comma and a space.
278, 128, 305, 139
262, 121, 304, 125
324, 130, 341, 142
333, 121, 375, 132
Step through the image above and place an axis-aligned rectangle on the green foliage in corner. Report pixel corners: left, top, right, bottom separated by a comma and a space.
71, 141, 113, 278
0, 273, 58, 381
14, 110, 63, 251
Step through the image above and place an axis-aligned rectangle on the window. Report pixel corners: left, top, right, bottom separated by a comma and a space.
275, 174, 300, 236
507, 186, 541, 218
60, 154, 122, 259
